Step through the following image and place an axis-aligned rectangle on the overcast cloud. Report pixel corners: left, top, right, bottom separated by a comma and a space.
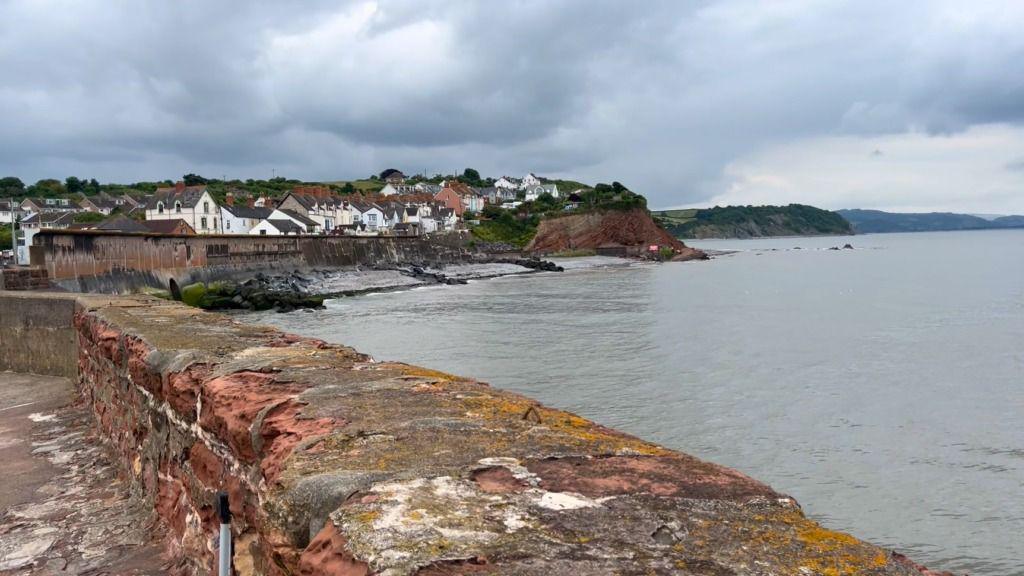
2, 0, 1024, 211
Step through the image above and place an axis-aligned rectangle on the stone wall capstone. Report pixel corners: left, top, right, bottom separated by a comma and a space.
64, 296, 935, 575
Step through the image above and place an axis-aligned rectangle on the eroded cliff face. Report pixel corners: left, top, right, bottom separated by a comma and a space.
525, 209, 706, 260
57, 295, 953, 576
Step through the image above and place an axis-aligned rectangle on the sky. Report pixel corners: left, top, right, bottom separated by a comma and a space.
2, 0, 1024, 213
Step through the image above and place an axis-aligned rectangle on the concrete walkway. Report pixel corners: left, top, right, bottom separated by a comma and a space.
0, 372, 168, 574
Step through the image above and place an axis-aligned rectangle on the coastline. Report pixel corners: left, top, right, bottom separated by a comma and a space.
197, 256, 644, 313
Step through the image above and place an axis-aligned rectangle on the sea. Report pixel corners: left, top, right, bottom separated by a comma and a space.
244, 229, 1024, 575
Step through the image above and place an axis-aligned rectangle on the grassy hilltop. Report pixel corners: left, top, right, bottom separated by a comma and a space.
653, 204, 853, 239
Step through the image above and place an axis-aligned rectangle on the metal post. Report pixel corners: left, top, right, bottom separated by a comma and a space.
217, 491, 232, 576
10, 197, 16, 265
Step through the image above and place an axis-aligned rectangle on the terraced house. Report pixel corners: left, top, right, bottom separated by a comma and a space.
144, 181, 220, 234
277, 188, 351, 232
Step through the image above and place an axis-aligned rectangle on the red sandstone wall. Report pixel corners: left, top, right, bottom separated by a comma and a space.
74, 310, 332, 574
69, 298, 947, 576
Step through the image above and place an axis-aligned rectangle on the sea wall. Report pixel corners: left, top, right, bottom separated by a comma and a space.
0, 292, 78, 378
0, 267, 51, 291
33, 230, 471, 293
0, 292, 945, 575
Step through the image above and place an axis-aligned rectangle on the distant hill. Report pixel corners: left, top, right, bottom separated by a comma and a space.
653, 204, 853, 239
837, 209, 1024, 233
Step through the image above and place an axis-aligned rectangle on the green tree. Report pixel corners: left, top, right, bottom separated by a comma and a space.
481, 204, 505, 220
65, 176, 85, 194
183, 173, 208, 186
27, 179, 65, 197
86, 178, 101, 195
461, 168, 481, 184
0, 176, 25, 197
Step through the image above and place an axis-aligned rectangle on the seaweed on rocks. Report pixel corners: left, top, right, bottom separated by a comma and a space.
179, 272, 327, 313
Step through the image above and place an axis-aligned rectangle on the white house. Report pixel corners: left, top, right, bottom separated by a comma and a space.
19, 212, 77, 264
350, 201, 386, 231
519, 173, 541, 189
0, 200, 21, 224
437, 208, 458, 231
380, 183, 419, 196
267, 208, 322, 234
249, 219, 304, 236
221, 204, 272, 235
494, 176, 520, 190
329, 199, 353, 226
145, 183, 221, 234
382, 203, 406, 229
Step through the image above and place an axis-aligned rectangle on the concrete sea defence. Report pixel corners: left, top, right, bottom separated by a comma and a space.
32, 230, 473, 293
0, 292, 953, 575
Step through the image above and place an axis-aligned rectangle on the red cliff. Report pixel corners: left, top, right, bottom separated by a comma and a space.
525, 208, 706, 260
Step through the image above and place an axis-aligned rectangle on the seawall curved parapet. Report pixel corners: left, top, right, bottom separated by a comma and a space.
0, 292, 952, 575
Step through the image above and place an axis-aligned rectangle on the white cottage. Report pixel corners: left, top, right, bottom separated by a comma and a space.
221, 204, 272, 235
519, 173, 541, 189
145, 183, 221, 234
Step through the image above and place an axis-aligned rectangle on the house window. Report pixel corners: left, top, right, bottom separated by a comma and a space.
175, 201, 182, 213
226, 220, 231, 230
368, 214, 377, 224
203, 201, 210, 214
213, 218, 218, 230
201, 217, 208, 229
260, 229, 266, 235
157, 202, 164, 214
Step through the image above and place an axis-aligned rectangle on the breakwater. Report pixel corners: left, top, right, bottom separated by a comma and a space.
32, 230, 472, 293
0, 291, 949, 575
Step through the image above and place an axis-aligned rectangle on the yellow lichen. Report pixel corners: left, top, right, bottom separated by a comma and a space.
458, 393, 669, 456
398, 364, 464, 382
355, 510, 379, 525
788, 511, 891, 574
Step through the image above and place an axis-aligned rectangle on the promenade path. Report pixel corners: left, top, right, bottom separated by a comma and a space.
0, 372, 167, 574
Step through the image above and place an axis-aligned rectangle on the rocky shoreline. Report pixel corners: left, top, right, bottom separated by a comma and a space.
173, 257, 565, 312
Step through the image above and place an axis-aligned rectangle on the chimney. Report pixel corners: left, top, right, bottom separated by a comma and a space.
225, 192, 235, 206
246, 196, 255, 207
174, 181, 185, 192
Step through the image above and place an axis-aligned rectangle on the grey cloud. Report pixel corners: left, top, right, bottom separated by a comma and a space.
1, 0, 1023, 208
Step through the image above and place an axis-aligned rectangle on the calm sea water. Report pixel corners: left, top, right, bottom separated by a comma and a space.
246, 230, 1024, 575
